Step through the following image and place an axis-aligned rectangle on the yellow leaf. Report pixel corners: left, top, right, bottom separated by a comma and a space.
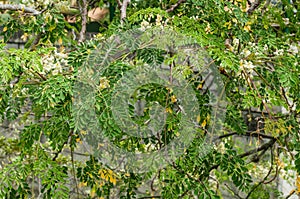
88, 172, 93, 179
110, 176, 117, 185
58, 37, 63, 45
171, 95, 177, 103
49, 25, 56, 32
243, 25, 251, 32
296, 176, 300, 193
197, 83, 203, 90
3, 27, 7, 32
196, 114, 201, 123
100, 171, 105, 179
78, 181, 87, 188
276, 158, 284, 169
166, 107, 173, 113
90, 186, 96, 197
201, 120, 207, 128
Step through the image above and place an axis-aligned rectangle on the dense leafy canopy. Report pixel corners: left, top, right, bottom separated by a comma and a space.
0, 0, 299, 198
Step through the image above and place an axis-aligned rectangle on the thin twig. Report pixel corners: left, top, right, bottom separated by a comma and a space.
166, 0, 186, 13
245, 146, 274, 199
285, 190, 296, 199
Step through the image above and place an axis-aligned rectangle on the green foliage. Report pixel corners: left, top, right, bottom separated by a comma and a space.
0, 0, 299, 198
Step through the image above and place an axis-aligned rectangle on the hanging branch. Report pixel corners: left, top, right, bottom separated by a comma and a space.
78, 0, 88, 42
0, 4, 41, 15
166, 0, 186, 13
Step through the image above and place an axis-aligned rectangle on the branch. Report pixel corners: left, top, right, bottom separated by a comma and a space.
78, 0, 88, 42
285, 190, 296, 199
239, 138, 276, 158
245, 146, 274, 199
166, 0, 186, 13
208, 138, 276, 173
0, 4, 41, 15
120, 0, 130, 23
214, 131, 275, 142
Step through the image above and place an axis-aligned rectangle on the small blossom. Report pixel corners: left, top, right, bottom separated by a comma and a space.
205, 23, 211, 33
233, 38, 239, 46
288, 44, 298, 55
140, 20, 151, 31
217, 142, 226, 154
241, 49, 251, 57
274, 49, 284, 56
243, 60, 255, 70
283, 18, 289, 25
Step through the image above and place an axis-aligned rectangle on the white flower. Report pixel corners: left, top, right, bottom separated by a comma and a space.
156, 14, 162, 26
274, 49, 284, 56
241, 49, 251, 57
288, 44, 298, 55
217, 142, 226, 154
248, 42, 255, 47
233, 38, 239, 46
264, 44, 268, 51
283, 18, 289, 25
140, 20, 151, 31
243, 60, 255, 69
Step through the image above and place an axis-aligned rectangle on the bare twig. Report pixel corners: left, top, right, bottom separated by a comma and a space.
120, 0, 130, 23
78, 0, 88, 42
166, 0, 186, 13
0, 4, 41, 15
245, 146, 274, 199
285, 190, 296, 199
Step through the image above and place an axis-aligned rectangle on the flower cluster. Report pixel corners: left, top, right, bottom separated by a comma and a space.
139, 14, 168, 31
41, 50, 68, 75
